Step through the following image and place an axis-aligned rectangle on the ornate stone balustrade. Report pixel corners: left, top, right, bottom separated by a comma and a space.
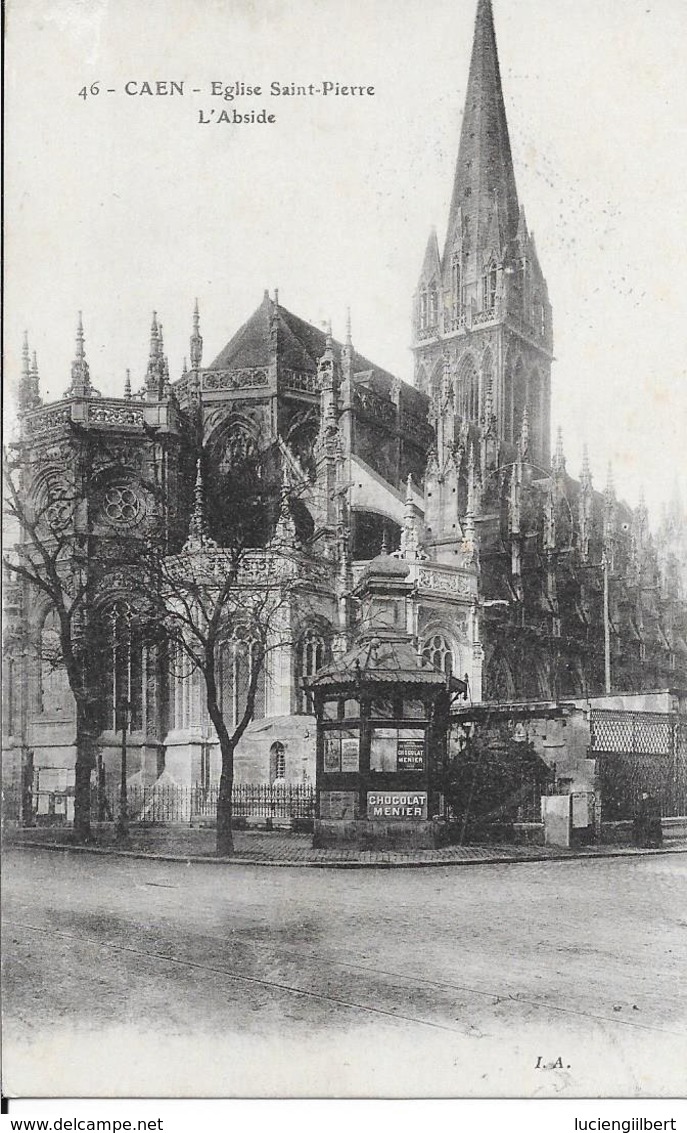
416, 324, 439, 341
202, 368, 269, 392
87, 401, 145, 428
24, 405, 73, 436
472, 308, 498, 327
443, 313, 466, 334
415, 564, 476, 599
167, 545, 332, 589
281, 368, 320, 395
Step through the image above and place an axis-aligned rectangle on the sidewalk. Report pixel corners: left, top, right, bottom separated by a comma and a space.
5, 823, 687, 867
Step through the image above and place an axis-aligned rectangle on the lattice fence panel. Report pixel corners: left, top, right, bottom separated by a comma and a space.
591, 710, 671, 755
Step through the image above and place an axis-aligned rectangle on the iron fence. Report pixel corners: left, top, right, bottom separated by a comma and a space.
102, 783, 316, 824
2, 783, 316, 826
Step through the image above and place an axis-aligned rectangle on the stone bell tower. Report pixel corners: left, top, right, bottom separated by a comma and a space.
412, 0, 553, 470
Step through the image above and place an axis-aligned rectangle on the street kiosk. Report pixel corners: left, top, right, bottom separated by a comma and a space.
308, 633, 465, 848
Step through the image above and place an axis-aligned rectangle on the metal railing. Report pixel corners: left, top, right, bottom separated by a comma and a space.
2, 782, 316, 826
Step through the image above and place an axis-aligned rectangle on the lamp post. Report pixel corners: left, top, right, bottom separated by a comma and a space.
115, 696, 130, 840
602, 550, 612, 695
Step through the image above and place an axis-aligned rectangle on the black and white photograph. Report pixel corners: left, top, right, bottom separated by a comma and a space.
3, 0, 687, 1104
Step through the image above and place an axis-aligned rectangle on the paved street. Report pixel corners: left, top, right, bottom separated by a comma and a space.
2, 847, 686, 1097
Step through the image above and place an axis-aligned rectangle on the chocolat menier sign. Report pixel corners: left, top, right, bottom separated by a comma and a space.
367, 792, 428, 819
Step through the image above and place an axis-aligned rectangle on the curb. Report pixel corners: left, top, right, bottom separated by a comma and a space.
6, 838, 687, 870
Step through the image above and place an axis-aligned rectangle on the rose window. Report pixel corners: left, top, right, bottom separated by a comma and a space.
104, 484, 143, 527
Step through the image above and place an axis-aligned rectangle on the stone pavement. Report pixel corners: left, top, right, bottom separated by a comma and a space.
5, 823, 686, 867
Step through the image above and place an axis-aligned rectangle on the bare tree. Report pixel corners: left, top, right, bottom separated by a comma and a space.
134, 444, 324, 855
3, 426, 168, 841
3, 440, 106, 842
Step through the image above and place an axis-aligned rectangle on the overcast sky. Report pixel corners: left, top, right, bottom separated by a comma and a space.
5, 0, 686, 521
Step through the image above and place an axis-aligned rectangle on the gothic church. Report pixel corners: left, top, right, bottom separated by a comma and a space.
5, 0, 687, 795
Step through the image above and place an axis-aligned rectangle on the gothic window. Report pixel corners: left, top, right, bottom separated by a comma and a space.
419, 289, 428, 331
482, 262, 498, 312
296, 627, 331, 713
532, 292, 546, 337
451, 254, 462, 321
503, 351, 515, 442
219, 632, 266, 731
457, 354, 479, 421
173, 645, 200, 731
422, 634, 454, 678
428, 285, 438, 328
217, 424, 259, 472
38, 609, 71, 714
103, 483, 144, 529
103, 602, 146, 731
270, 741, 286, 783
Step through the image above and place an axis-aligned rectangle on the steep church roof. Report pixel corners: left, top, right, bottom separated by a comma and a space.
208, 292, 273, 370
206, 293, 429, 421
443, 0, 519, 263
208, 292, 399, 386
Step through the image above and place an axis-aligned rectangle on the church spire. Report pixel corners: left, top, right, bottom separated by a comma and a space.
316, 323, 340, 445
67, 311, 92, 397
552, 426, 566, 475
580, 444, 592, 491
19, 332, 41, 412
184, 458, 217, 552
444, 0, 519, 260
413, 0, 552, 469
149, 311, 160, 362
146, 311, 165, 400
21, 330, 30, 384
30, 351, 41, 407
399, 474, 423, 560
190, 298, 203, 370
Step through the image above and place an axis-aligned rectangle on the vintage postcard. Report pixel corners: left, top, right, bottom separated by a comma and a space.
3, 0, 686, 1103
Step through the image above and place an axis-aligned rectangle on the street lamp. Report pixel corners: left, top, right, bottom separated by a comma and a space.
115, 696, 130, 840
602, 550, 612, 695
